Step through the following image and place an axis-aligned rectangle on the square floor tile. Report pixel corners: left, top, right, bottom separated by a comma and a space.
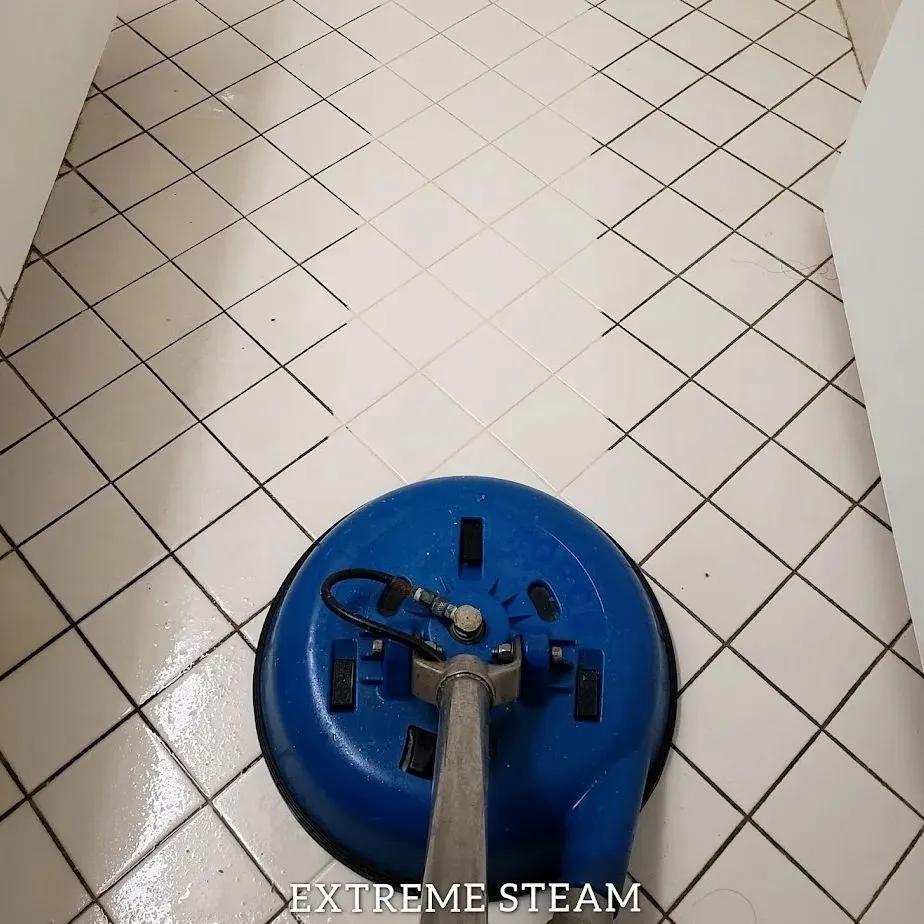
737, 575, 880, 722
674, 150, 782, 227
241, 608, 268, 647
649, 581, 721, 690
714, 44, 811, 108
118, 0, 174, 20
683, 233, 802, 322
554, 149, 661, 227
658, 10, 749, 71
329, 68, 429, 138
132, 0, 224, 56
145, 636, 259, 794
318, 142, 424, 219
373, 184, 483, 267
677, 649, 815, 808
551, 74, 654, 141
624, 279, 745, 375
200, 0, 277, 23
704, 0, 792, 39
81, 558, 228, 701
646, 503, 789, 637
431, 229, 544, 318
33, 173, 116, 253
229, 267, 350, 363
0, 262, 85, 355
94, 25, 164, 89
178, 492, 308, 622
445, 4, 539, 67
604, 43, 702, 107
267, 428, 402, 535
715, 442, 849, 566
283, 32, 377, 98
610, 111, 713, 184
35, 716, 201, 891
305, 225, 420, 313
364, 274, 481, 367
66, 96, 141, 166
435, 146, 543, 225
151, 99, 257, 171
801, 508, 910, 644
558, 234, 671, 319
0, 553, 68, 675
118, 426, 256, 548
250, 180, 360, 262
727, 112, 831, 185
13, 311, 137, 415
863, 834, 924, 924
756, 280, 853, 377
206, 370, 337, 481
431, 431, 553, 495
698, 330, 825, 433
560, 329, 684, 429
300, 0, 389, 28
563, 442, 700, 562
492, 377, 618, 490
215, 760, 331, 890
127, 175, 239, 257
237, 0, 329, 59
79, 134, 188, 210
775, 78, 859, 147
495, 277, 611, 372
0, 805, 90, 924
741, 191, 831, 273
663, 75, 764, 145
425, 324, 548, 425
550, 8, 645, 67
862, 481, 891, 527
778, 387, 878, 499
102, 808, 280, 924
495, 188, 601, 272
496, 0, 588, 33
175, 28, 272, 93
760, 13, 851, 74
287, 320, 413, 420
618, 189, 729, 272
673, 823, 853, 924
634, 381, 765, 495
150, 314, 275, 416
802, 0, 850, 35
390, 34, 486, 101
793, 149, 839, 207
109, 61, 209, 129
21, 487, 164, 617
0, 761, 22, 815
63, 366, 194, 479
342, 2, 435, 64
0, 362, 50, 452
629, 749, 742, 910
218, 66, 320, 133
49, 216, 165, 305
497, 109, 596, 184
381, 106, 484, 179
497, 39, 593, 105
351, 375, 481, 480
755, 735, 919, 916
199, 138, 307, 215
0, 630, 130, 789
835, 359, 863, 403
266, 102, 369, 174
600, 0, 690, 35
175, 220, 295, 308
95, 264, 219, 359
443, 72, 542, 143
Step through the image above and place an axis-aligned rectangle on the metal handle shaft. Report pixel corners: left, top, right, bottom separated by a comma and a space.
421, 672, 492, 924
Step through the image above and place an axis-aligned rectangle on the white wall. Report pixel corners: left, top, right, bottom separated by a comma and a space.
839, 0, 903, 79
0, 0, 117, 308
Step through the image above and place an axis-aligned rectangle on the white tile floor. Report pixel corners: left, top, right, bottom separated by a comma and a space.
0, 0, 922, 922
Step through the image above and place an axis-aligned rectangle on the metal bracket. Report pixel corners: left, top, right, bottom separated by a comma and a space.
411, 637, 522, 707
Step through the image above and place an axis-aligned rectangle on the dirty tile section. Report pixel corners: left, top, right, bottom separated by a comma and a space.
0, 0, 920, 922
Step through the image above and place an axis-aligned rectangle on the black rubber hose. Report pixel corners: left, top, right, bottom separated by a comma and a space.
320, 568, 445, 662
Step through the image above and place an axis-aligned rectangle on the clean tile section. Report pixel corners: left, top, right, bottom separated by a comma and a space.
3, 4, 919, 921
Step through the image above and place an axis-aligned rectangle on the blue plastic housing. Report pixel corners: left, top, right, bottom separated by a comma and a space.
255, 477, 676, 896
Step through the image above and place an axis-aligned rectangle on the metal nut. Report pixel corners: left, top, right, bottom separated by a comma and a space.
493, 642, 514, 664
